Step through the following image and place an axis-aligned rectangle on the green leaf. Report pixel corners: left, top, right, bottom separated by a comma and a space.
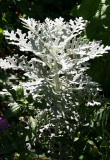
79, 155, 84, 160
6, 88, 17, 101
26, 94, 34, 103
23, 14, 26, 18
71, 0, 101, 20
28, 116, 37, 133
4, 105, 21, 118
0, 28, 3, 34
16, 87, 24, 100
87, 140, 94, 145
2, 13, 7, 22
74, 137, 79, 142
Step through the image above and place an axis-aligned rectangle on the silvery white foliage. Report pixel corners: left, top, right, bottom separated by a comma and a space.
0, 17, 110, 151
1, 16, 109, 110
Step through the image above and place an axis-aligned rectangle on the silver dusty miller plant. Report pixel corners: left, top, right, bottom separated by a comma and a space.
0, 17, 110, 157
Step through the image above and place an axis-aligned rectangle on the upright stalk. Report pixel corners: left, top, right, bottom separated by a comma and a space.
53, 60, 60, 91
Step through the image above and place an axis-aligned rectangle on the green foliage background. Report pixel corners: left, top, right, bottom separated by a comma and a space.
71, 0, 110, 97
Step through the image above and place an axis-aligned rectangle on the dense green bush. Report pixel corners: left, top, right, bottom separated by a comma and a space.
71, 0, 110, 97
71, 0, 110, 159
